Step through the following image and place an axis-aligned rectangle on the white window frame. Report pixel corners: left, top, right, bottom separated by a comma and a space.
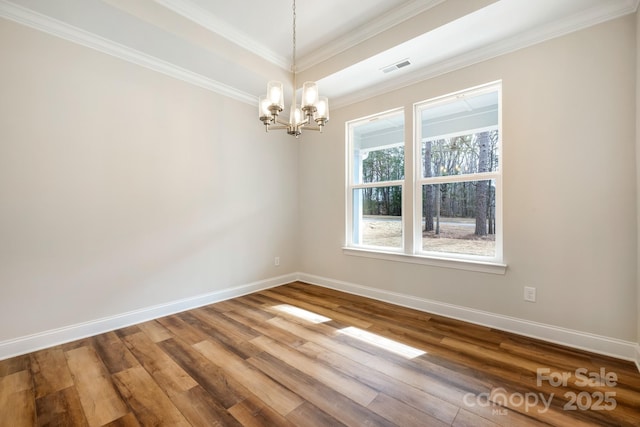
345, 108, 405, 252
415, 82, 503, 266
344, 82, 506, 274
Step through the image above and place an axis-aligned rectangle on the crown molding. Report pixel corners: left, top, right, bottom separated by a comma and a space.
0, 0, 257, 105
154, 0, 290, 71
331, 0, 640, 109
153, 0, 445, 73
2, 0, 636, 110
297, 0, 445, 72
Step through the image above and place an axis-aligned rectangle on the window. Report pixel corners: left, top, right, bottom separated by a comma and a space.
416, 83, 502, 262
346, 109, 404, 251
346, 82, 503, 272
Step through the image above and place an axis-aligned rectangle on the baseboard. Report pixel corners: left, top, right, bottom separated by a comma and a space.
2, 271, 637, 368
297, 273, 639, 363
0, 273, 297, 361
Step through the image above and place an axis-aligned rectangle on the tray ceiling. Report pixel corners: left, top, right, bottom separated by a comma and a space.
1, 0, 637, 108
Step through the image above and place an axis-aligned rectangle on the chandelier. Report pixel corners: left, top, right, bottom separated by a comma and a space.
258, 0, 329, 137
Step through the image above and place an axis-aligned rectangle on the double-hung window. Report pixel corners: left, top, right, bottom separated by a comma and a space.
415, 82, 502, 263
346, 82, 503, 272
346, 109, 404, 251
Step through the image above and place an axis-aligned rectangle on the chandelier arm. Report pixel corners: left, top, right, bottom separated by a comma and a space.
297, 117, 311, 127
268, 125, 289, 130
274, 117, 291, 127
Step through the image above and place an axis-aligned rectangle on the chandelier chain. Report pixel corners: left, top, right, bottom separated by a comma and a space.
292, 0, 297, 90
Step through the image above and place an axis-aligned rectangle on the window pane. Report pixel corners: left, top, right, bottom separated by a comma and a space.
352, 186, 402, 249
421, 180, 495, 257
351, 112, 404, 185
422, 131, 498, 178
419, 88, 499, 178
361, 147, 404, 183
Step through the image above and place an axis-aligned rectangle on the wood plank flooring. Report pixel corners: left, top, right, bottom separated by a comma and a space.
1, 281, 640, 426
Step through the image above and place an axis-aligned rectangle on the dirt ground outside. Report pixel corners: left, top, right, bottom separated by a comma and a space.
361, 216, 495, 256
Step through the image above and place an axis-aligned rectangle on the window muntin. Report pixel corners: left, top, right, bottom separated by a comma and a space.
347, 110, 404, 251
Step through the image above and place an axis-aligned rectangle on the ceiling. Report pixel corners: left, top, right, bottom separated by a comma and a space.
1, 0, 638, 109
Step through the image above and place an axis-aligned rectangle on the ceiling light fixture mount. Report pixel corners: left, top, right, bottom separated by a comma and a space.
258, 0, 329, 138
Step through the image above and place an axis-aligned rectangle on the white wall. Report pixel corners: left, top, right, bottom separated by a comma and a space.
300, 15, 638, 342
0, 18, 299, 343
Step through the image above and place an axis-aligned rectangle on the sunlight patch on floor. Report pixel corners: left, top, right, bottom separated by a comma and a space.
337, 326, 426, 359
273, 304, 332, 324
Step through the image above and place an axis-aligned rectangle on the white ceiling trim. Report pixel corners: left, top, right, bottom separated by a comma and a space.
331, 0, 640, 109
0, 0, 257, 105
296, 0, 445, 71
153, 0, 290, 71
153, 0, 445, 73
2, 0, 637, 110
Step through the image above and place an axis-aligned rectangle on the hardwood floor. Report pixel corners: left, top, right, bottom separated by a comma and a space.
1, 281, 639, 426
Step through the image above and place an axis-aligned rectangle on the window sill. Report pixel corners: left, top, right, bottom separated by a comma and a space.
342, 247, 507, 275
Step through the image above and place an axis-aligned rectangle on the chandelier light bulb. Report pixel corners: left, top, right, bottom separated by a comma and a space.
259, 96, 272, 119
316, 97, 329, 119
267, 81, 284, 108
290, 106, 302, 125
302, 81, 318, 108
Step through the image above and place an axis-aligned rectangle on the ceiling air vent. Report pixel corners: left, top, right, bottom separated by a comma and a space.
381, 59, 411, 74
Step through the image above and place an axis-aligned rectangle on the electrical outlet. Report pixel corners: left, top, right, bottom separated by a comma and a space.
274, 257, 280, 266
524, 286, 536, 302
